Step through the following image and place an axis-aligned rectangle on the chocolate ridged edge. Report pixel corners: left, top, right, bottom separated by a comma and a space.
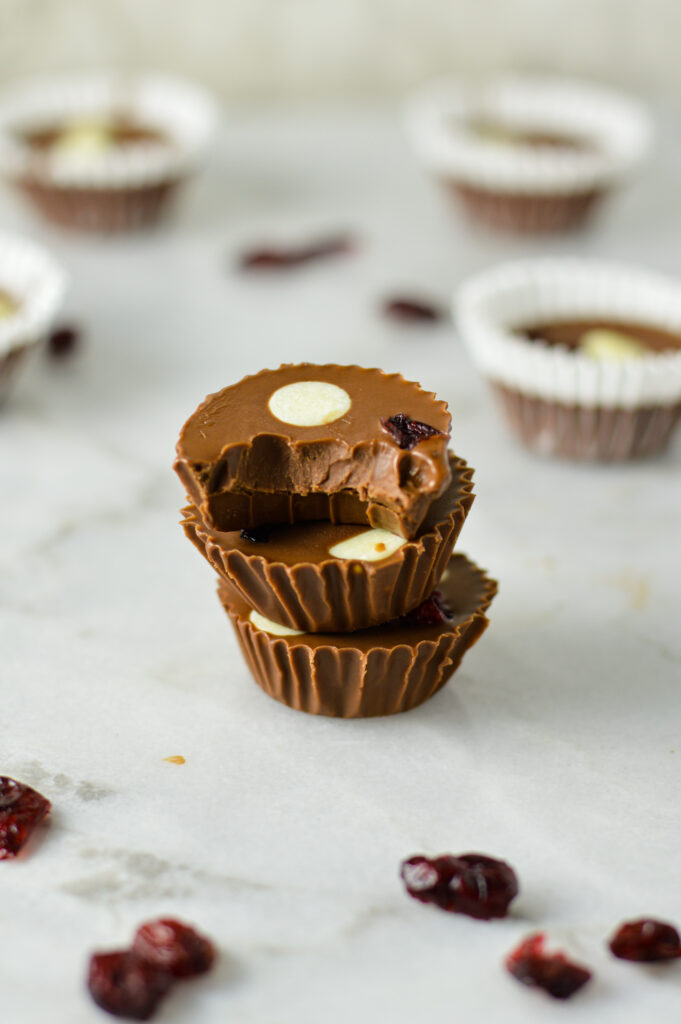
448, 182, 605, 234
16, 179, 181, 233
182, 454, 474, 632
219, 553, 497, 718
491, 382, 681, 460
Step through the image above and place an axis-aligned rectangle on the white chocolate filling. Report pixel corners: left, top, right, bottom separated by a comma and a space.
328, 528, 406, 562
249, 609, 304, 637
55, 117, 113, 155
268, 381, 351, 427
580, 328, 647, 362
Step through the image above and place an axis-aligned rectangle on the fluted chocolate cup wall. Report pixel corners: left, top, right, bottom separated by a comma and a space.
492, 383, 681, 460
17, 179, 180, 233
219, 553, 497, 718
449, 184, 604, 234
183, 454, 474, 633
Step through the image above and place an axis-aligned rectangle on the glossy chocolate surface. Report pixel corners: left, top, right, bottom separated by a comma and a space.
519, 319, 681, 353
175, 364, 452, 539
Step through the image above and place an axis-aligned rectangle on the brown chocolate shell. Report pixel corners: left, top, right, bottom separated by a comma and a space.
182, 454, 474, 632
174, 364, 452, 539
218, 552, 497, 718
17, 178, 180, 233
491, 382, 681, 460
448, 182, 605, 234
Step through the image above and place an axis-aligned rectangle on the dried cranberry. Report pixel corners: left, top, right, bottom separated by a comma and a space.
383, 297, 444, 323
380, 413, 444, 450
239, 234, 354, 270
401, 852, 518, 920
400, 590, 453, 627
0, 776, 51, 860
47, 324, 80, 358
87, 950, 171, 1020
133, 919, 216, 979
240, 525, 271, 543
505, 933, 592, 1000
609, 919, 681, 962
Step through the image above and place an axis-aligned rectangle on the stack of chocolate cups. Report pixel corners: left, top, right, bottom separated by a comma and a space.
175, 364, 497, 718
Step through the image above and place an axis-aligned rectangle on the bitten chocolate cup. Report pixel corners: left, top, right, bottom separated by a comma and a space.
182, 454, 474, 633
175, 364, 452, 540
218, 553, 497, 718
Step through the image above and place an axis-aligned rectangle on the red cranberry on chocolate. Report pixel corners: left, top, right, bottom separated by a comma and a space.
400, 590, 453, 627
401, 852, 518, 920
383, 297, 444, 323
0, 776, 51, 860
87, 950, 171, 1021
381, 413, 445, 450
609, 918, 681, 962
505, 933, 592, 1000
132, 919, 216, 979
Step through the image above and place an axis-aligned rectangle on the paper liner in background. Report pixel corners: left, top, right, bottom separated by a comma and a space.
405, 74, 651, 233
0, 232, 67, 405
219, 552, 497, 718
455, 259, 681, 460
0, 72, 218, 233
182, 454, 474, 633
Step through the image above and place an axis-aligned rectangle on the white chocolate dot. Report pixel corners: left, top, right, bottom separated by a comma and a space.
328, 528, 406, 562
268, 381, 351, 427
249, 609, 304, 637
55, 118, 112, 155
0, 294, 16, 319
580, 328, 647, 362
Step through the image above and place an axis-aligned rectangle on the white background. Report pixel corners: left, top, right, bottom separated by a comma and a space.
0, 101, 680, 1021
0, 0, 678, 100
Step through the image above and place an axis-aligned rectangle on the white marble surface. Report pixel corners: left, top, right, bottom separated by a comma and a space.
1, 106, 681, 1023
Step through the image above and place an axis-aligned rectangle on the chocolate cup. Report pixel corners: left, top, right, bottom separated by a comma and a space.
16, 178, 181, 233
219, 552, 497, 718
182, 454, 474, 632
174, 364, 452, 540
447, 182, 605, 234
491, 382, 681, 460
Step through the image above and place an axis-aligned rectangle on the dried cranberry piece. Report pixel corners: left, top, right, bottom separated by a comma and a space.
87, 950, 171, 1020
380, 413, 444, 450
0, 776, 51, 860
401, 852, 519, 920
383, 297, 444, 323
47, 324, 80, 359
240, 525, 271, 543
609, 918, 681, 962
239, 234, 354, 270
505, 933, 592, 1000
132, 919, 216, 979
400, 590, 453, 627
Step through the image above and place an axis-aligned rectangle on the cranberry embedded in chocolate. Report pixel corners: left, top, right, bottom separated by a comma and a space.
609, 918, 681, 962
383, 297, 444, 323
240, 525, 271, 543
400, 852, 518, 919
47, 324, 80, 358
132, 919, 216, 979
400, 590, 453, 627
0, 776, 51, 860
381, 413, 444, 450
505, 933, 592, 1000
87, 950, 171, 1020
239, 234, 354, 271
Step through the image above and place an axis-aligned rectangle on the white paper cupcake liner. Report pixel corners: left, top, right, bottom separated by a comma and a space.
405, 74, 652, 195
0, 71, 218, 190
455, 259, 681, 412
0, 232, 67, 404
